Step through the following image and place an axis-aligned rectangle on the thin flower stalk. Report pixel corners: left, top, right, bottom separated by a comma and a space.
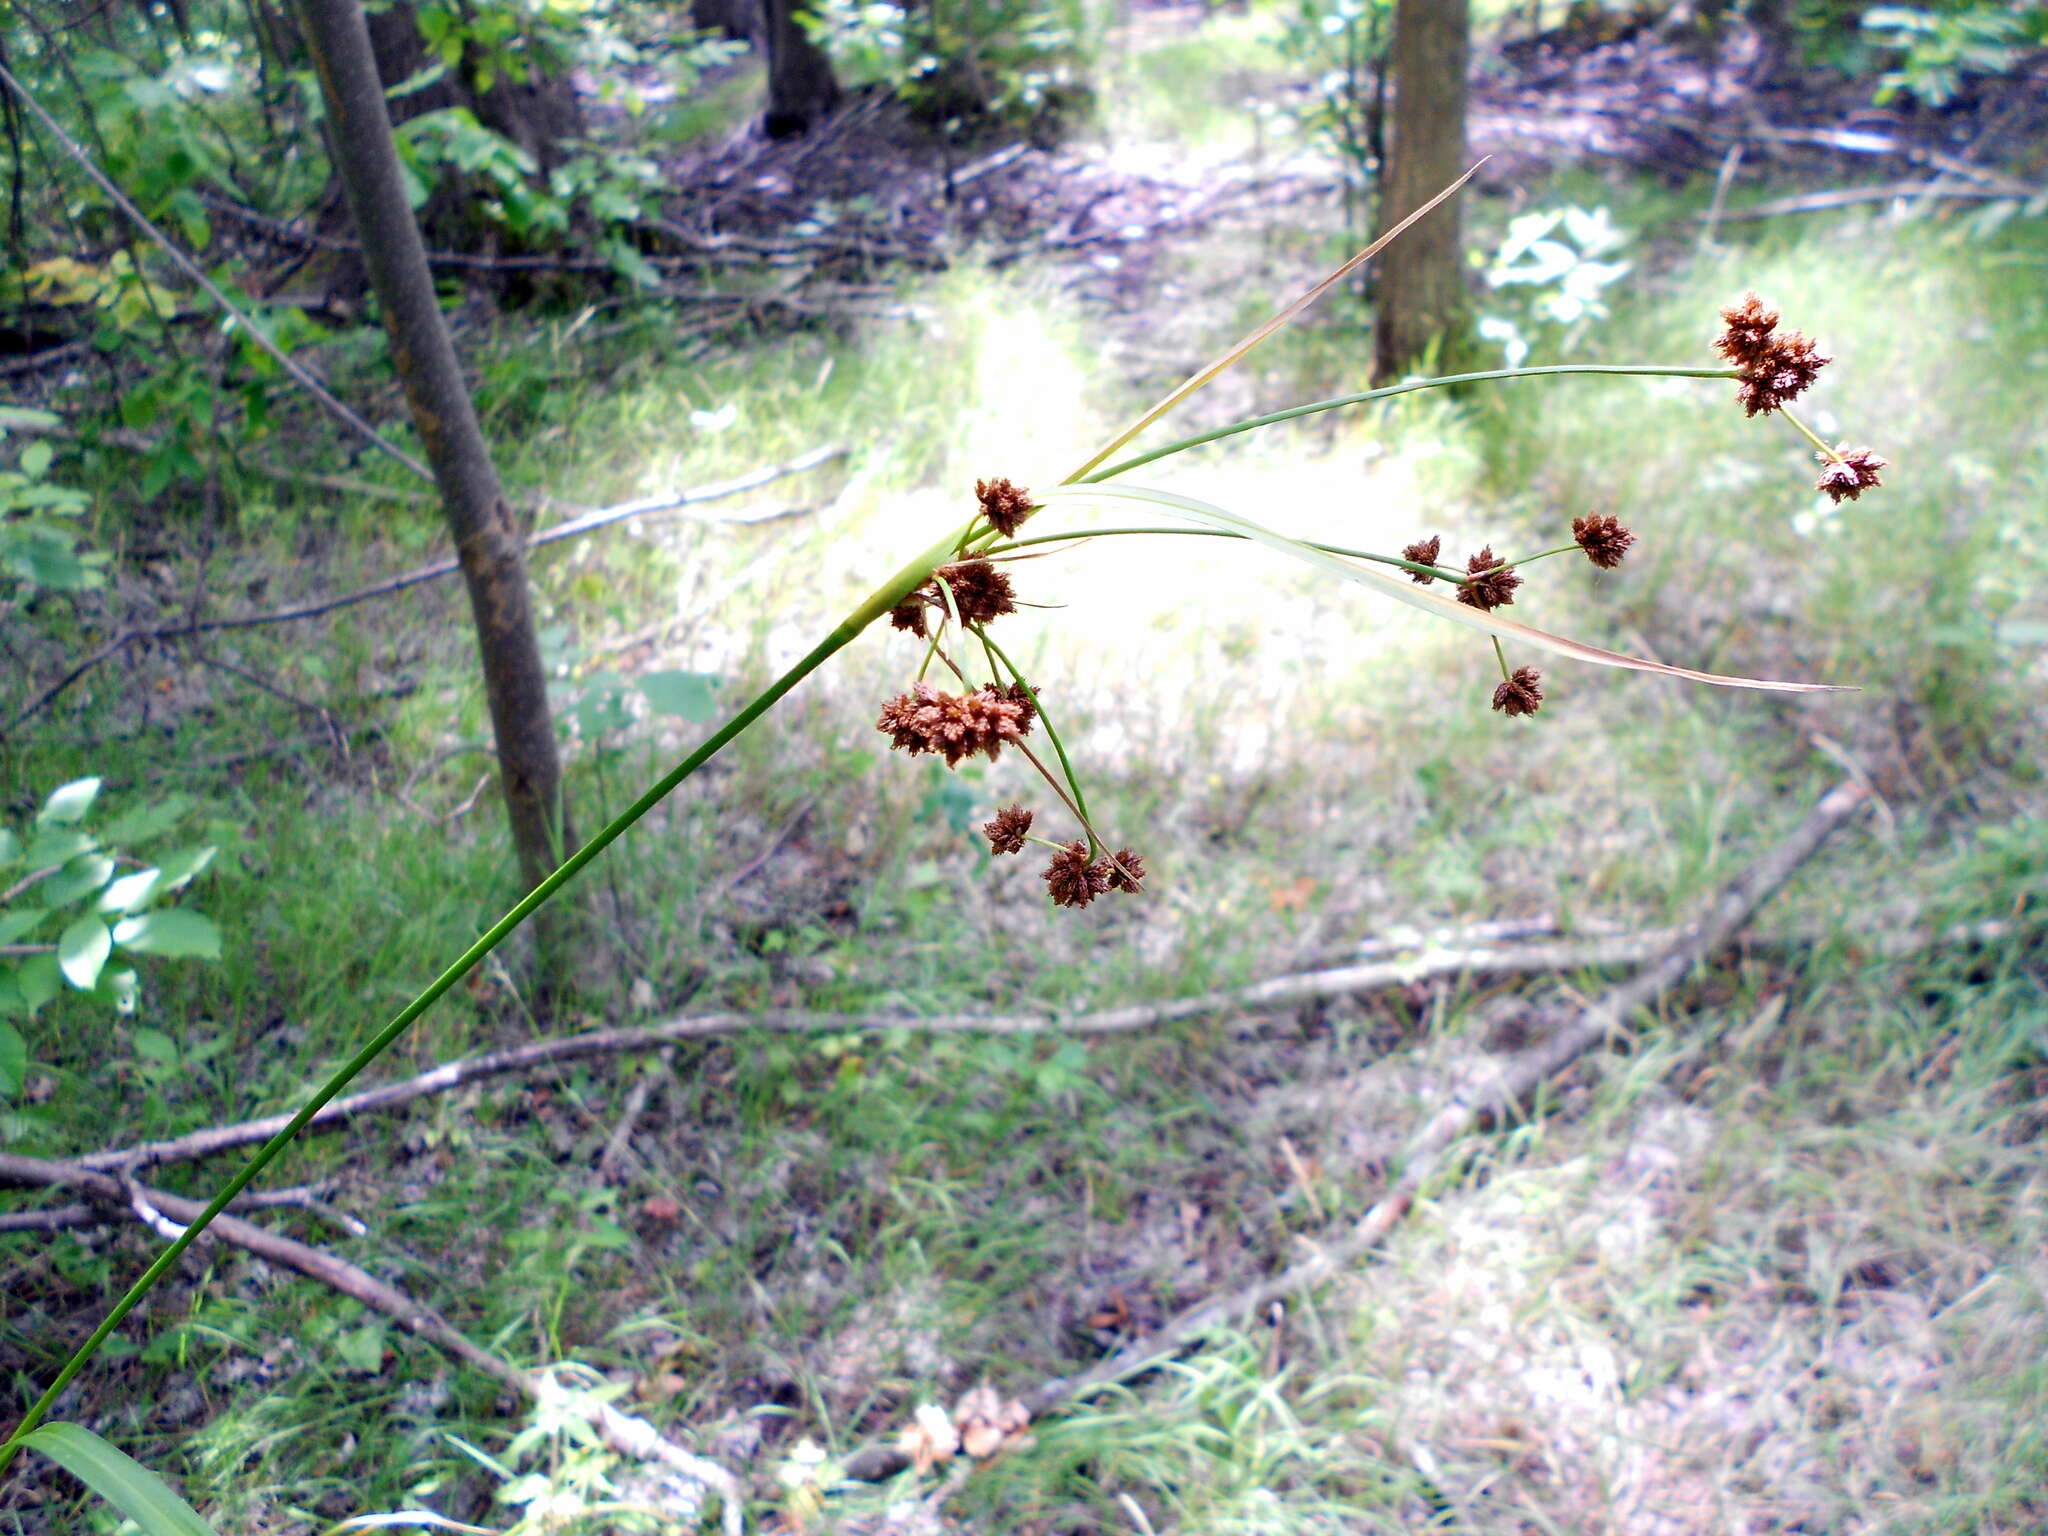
1082, 364, 1741, 484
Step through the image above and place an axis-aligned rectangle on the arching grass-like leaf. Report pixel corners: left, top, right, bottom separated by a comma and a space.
1039, 482, 1849, 695
18, 1423, 221, 1536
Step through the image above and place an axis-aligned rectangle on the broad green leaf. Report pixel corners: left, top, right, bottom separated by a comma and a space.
99, 868, 164, 915
1040, 484, 1851, 695
0, 405, 61, 433
112, 908, 221, 959
638, 669, 720, 722
20, 1422, 222, 1536
39, 853, 116, 910
98, 966, 139, 1015
19, 439, 52, 479
21, 829, 93, 871
0, 827, 18, 870
58, 913, 112, 990
14, 952, 59, 1012
0, 1021, 25, 1095
153, 845, 217, 892
100, 794, 192, 846
131, 1026, 179, 1063
336, 1323, 388, 1373
0, 907, 47, 945
36, 777, 102, 827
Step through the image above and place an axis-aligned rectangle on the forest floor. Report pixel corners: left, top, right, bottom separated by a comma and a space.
3, 9, 2046, 1536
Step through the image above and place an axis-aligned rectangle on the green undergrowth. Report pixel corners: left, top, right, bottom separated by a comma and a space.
4, 162, 2045, 1533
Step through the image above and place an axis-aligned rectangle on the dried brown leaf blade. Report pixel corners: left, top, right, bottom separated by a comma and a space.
1061, 166, 1484, 484
1041, 484, 1852, 695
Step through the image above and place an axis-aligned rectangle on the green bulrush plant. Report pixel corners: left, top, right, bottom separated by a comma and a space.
0, 170, 1886, 1526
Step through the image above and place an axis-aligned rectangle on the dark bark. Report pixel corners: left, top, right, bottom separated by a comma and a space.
291, 0, 571, 909
760, 0, 840, 137
365, 0, 581, 170
1371, 0, 1471, 381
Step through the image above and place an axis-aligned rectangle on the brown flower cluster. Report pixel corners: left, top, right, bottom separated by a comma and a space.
1042, 841, 1145, 908
889, 558, 1017, 638
976, 477, 1036, 538
983, 803, 1033, 854
1572, 514, 1636, 569
1457, 546, 1521, 611
877, 681, 1034, 766
1402, 534, 1443, 584
1713, 293, 1830, 417
1816, 445, 1885, 504
1492, 666, 1544, 717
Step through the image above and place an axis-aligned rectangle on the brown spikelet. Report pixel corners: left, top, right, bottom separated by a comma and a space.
1457, 546, 1521, 611
1104, 848, 1147, 893
1043, 841, 1109, 909
1571, 514, 1636, 570
1815, 445, 1885, 504
1715, 294, 1830, 417
983, 804, 1033, 855
876, 682, 1032, 767
1491, 667, 1544, 718
1402, 534, 1443, 584
1000, 680, 1038, 735
1713, 293, 1780, 371
976, 477, 1036, 538
933, 560, 1016, 626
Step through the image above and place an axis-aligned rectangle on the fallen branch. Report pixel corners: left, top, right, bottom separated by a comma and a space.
1707, 182, 2039, 220
0, 1150, 745, 1535
1012, 779, 1870, 1422
1, 446, 845, 733
71, 874, 2018, 1182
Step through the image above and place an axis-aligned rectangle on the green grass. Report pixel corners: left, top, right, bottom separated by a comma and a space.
4, 90, 2046, 1536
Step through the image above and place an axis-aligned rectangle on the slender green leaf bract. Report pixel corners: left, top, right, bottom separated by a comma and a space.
20, 1423, 222, 1536
1038, 483, 1849, 695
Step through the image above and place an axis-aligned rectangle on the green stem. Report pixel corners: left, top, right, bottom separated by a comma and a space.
987, 525, 1462, 583
1779, 407, 1835, 460
1083, 365, 1741, 483
0, 519, 975, 1473
1492, 635, 1513, 685
1496, 542, 1581, 570
976, 627, 1093, 846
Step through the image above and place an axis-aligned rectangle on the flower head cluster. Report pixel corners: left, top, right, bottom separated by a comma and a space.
889, 558, 1017, 637
1457, 546, 1521, 611
976, 477, 1036, 538
1492, 667, 1543, 717
877, 682, 1033, 766
1713, 293, 1830, 417
1816, 445, 1885, 504
1040, 841, 1146, 907
1572, 514, 1635, 569
983, 804, 1033, 854
1402, 534, 1443, 584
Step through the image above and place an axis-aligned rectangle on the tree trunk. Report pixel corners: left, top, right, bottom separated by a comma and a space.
292, 0, 573, 916
760, 0, 840, 137
365, 0, 581, 170
1371, 0, 1471, 381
